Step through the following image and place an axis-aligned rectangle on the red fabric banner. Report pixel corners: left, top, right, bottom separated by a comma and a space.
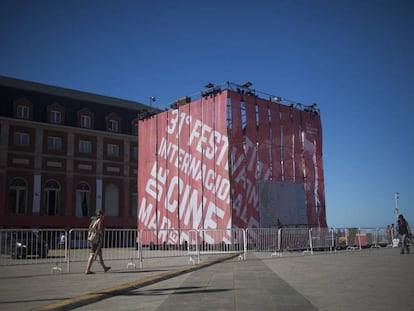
243, 95, 260, 228
176, 102, 201, 233
155, 112, 171, 230
138, 89, 326, 234
212, 93, 231, 232
257, 98, 271, 181
165, 109, 180, 233
137, 116, 159, 237
269, 103, 281, 181
292, 109, 304, 183
200, 96, 214, 232
313, 114, 326, 227
138, 92, 232, 243
280, 105, 293, 182
301, 111, 319, 227
228, 91, 247, 229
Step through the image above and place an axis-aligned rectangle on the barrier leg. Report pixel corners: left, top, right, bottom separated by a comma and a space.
51, 262, 62, 274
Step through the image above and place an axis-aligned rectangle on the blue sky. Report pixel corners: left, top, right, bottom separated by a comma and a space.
1, 0, 413, 228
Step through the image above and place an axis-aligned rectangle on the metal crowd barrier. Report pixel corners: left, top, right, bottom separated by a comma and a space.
0, 228, 67, 272
246, 227, 338, 256
246, 228, 279, 252
309, 227, 335, 253
138, 228, 246, 266
0, 227, 398, 272
138, 229, 196, 268
191, 228, 246, 262
279, 227, 311, 253
67, 228, 138, 272
332, 227, 394, 250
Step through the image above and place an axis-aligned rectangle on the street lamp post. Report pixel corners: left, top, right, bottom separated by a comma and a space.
149, 96, 156, 106
394, 192, 400, 222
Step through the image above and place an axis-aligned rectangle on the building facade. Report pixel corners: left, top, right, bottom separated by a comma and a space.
0, 76, 155, 228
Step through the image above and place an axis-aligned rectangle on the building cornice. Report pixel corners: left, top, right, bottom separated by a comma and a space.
0, 75, 154, 112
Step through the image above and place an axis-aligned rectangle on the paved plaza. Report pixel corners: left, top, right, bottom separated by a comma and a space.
0, 247, 412, 310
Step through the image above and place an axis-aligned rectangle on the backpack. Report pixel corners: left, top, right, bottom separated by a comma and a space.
87, 219, 100, 244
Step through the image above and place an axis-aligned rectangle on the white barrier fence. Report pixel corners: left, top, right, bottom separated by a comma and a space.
138, 228, 246, 265
332, 227, 394, 250
67, 228, 138, 272
0, 229, 67, 272
0, 227, 398, 272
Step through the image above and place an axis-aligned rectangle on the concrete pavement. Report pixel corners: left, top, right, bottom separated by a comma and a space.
0, 247, 413, 310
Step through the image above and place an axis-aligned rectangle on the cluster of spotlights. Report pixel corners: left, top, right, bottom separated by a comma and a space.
166, 81, 319, 116
138, 108, 158, 120
268, 96, 282, 103
303, 102, 319, 115
170, 96, 191, 109
236, 81, 256, 96
202, 83, 222, 98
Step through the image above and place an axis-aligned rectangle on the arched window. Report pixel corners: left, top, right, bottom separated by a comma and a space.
77, 108, 94, 129
104, 184, 119, 216
106, 113, 121, 133
9, 178, 28, 214
13, 97, 33, 120
45, 180, 61, 215
47, 103, 65, 125
76, 182, 91, 217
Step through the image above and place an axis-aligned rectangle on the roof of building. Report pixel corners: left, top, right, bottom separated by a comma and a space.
0, 75, 154, 111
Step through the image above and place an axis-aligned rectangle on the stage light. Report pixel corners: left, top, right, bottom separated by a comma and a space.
138, 108, 153, 120
202, 84, 221, 98
171, 96, 191, 108
242, 81, 252, 88
268, 96, 281, 102
245, 90, 255, 96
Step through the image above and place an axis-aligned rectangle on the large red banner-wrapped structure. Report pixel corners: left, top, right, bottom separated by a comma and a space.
138, 89, 326, 244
